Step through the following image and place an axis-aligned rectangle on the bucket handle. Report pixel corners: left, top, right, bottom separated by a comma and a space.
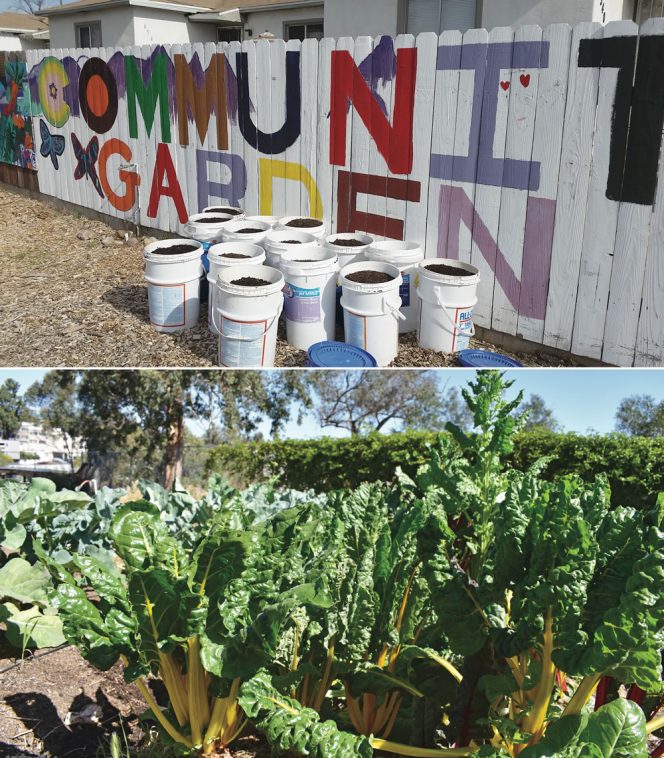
427, 288, 475, 337
339, 295, 406, 321
212, 301, 283, 339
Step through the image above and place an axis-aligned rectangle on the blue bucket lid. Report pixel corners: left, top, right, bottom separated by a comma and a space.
307, 341, 377, 368
457, 349, 523, 368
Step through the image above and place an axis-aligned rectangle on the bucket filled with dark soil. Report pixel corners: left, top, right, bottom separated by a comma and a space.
416, 258, 480, 355
340, 261, 403, 366
216, 264, 285, 368
206, 242, 267, 336
202, 205, 244, 216
143, 239, 204, 333
222, 219, 272, 245
279, 215, 326, 239
183, 213, 234, 244
264, 229, 319, 267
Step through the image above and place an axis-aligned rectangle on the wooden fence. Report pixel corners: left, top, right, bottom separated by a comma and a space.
0, 52, 38, 189
20, 20, 664, 366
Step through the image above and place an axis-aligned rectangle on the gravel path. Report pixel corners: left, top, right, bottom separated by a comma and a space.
0, 185, 578, 368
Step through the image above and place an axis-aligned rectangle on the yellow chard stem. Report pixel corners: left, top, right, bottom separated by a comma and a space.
134, 676, 192, 748
186, 636, 209, 747
647, 714, 664, 734
519, 609, 556, 747
312, 637, 335, 711
204, 696, 229, 754
159, 652, 189, 727
370, 739, 476, 756
562, 673, 602, 718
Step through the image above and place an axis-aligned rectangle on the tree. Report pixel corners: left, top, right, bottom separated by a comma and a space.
518, 393, 560, 432
13, 0, 54, 15
615, 394, 664, 437
0, 378, 30, 439
26, 370, 303, 488
302, 371, 470, 435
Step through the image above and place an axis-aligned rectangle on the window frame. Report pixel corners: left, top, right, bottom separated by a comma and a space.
283, 19, 324, 41
217, 25, 243, 43
75, 20, 102, 48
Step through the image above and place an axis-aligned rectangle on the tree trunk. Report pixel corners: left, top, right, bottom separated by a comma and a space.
163, 400, 185, 489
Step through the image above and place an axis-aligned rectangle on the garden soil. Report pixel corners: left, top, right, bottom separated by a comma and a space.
0, 646, 271, 757
0, 185, 578, 368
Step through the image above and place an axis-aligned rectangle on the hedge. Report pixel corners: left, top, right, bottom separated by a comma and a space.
206, 430, 664, 507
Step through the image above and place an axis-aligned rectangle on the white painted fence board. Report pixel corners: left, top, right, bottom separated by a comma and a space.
543, 22, 603, 352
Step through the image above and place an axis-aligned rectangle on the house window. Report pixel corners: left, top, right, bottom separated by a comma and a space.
285, 20, 324, 41
75, 21, 102, 48
406, 0, 477, 34
636, 0, 664, 22
217, 26, 242, 42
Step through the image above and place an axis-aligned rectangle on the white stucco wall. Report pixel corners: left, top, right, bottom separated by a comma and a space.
592, 0, 635, 22
244, 5, 324, 38
133, 9, 217, 45
0, 34, 22, 51
48, 8, 135, 49
325, 0, 403, 38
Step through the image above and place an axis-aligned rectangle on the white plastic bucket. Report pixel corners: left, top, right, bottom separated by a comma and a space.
222, 219, 272, 247
246, 215, 279, 227
264, 230, 319, 268
207, 242, 266, 335
278, 216, 327, 240
215, 264, 284, 368
416, 259, 480, 353
279, 248, 339, 351
366, 241, 424, 334
202, 204, 244, 218
183, 212, 234, 245
340, 261, 404, 367
144, 239, 203, 333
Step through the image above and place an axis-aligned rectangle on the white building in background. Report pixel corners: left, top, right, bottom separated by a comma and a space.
0, 422, 85, 467
0, 12, 49, 51
41, 0, 653, 51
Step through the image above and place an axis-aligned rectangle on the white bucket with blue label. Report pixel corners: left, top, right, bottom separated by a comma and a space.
416, 259, 480, 354
215, 264, 284, 368
365, 240, 424, 334
340, 261, 404, 367
207, 242, 266, 335
279, 248, 338, 351
144, 239, 204, 333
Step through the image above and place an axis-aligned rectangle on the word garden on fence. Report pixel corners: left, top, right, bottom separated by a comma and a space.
19, 20, 664, 367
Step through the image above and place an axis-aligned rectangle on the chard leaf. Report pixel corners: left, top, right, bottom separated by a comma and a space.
3, 604, 66, 649
239, 671, 373, 757
0, 557, 51, 606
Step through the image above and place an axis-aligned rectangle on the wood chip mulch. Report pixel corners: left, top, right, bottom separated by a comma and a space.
0, 185, 578, 368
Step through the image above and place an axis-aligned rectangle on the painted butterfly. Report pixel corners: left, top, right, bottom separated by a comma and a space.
71, 133, 104, 199
39, 119, 65, 170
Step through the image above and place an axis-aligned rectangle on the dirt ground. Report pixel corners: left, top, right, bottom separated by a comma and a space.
0, 185, 578, 368
0, 646, 270, 757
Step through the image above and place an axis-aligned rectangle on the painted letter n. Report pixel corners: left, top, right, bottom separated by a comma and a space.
330, 48, 417, 175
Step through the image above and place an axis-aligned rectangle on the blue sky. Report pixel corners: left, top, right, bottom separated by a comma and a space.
1, 368, 663, 437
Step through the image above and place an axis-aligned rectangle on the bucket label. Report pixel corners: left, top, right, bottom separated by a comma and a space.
454, 308, 474, 351
220, 319, 266, 367
148, 283, 185, 327
284, 283, 321, 323
399, 273, 410, 307
344, 312, 366, 349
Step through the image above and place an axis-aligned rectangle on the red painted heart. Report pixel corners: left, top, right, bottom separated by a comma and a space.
500, 80, 510, 91
520, 73, 531, 88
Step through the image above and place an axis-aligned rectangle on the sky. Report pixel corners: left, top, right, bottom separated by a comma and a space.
1, 368, 663, 437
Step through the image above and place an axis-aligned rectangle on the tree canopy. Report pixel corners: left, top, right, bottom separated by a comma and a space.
301, 371, 470, 435
0, 378, 30, 439
615, 394, 664, 437
26, 371, 304, 487
518, 393, 560, 432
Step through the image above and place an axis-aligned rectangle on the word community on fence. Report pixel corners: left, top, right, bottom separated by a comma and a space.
7, 21, 664, 366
